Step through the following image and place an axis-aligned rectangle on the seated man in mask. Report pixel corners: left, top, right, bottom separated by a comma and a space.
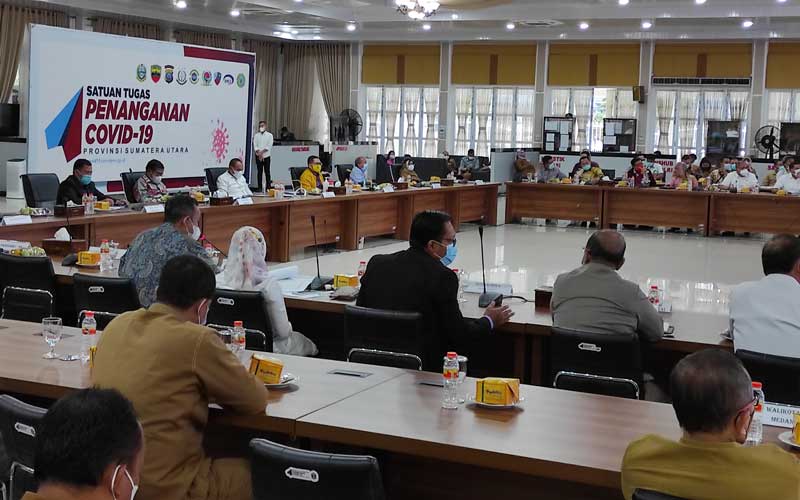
537, 155, 565, 183
215, 158, 253, 200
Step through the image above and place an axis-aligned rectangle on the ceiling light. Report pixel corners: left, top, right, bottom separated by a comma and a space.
619, 0, 629, 5
346, 23, 357, 31
230, 8, 240, 16
294, 0, 303, 2
506, 22, 515, 30
451, 13, 459, 19
695, 0, 706, 4
272, 31, 281, 35
422, 23, 431, 30
578, 21, 589, 30
777, 0, 787, 3
174, 0, 187, 8
742, 19, 753, 28
313, 35, 321, 40
395, 0, 440, 20
291, 29, 299, 34
641, 20, 652, 29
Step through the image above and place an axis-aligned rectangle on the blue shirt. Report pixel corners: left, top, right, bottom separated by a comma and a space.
350, 164, 367, 185
119, 223, 214, 307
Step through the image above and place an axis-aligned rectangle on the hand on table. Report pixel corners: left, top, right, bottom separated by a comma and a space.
484, 304, 514, 329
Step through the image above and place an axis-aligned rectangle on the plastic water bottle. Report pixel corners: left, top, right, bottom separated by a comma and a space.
454, 269, 467, 303
231, 321, 246, 357
648, 285, 660, 306
99, 240, 111, 272
357, 261, 367, 284
442, 351, 460, 409
746, 381, 765, 446
80, 311, 97, 365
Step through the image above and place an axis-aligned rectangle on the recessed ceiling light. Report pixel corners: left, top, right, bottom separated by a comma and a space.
451, 13, 459, 20
346, 23, 357, 31
695, 0, 706, 4
506, 22, 515, 30
174, 0, 187, 8
619, 0, 629, 5
777, 0, 787, 3
230, 8, 240, 17
422, 23, 431, 30
290, 29, 299, 34
578, 21, 589, 30
641, 20, 652, 29
294, 0, 303, 2
559, 33, 567, 38
313, 35, 321, 40
272, 31, 280, 36
742, 19, 754, 28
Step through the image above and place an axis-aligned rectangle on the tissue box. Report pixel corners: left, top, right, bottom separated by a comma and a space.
54, 205, 86, 217
94, 200, 111, 210
77, 251, 101, 266
210, 196, 234, 206
333, 274, 358, 289
249, 354, 283, 384
42, 238, 87, 257
534, 286, 553, 309
475, 378, 520, 405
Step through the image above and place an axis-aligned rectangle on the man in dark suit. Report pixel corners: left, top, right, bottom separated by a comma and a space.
56, 158, 125, 206
357, 210, 513, 371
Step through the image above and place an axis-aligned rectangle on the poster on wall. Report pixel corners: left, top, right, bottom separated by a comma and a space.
22, 25, 255, 182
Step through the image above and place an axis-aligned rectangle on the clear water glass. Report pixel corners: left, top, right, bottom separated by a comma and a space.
457, 355, 468, 404
42, 317, 62, 359
457, 270, 467, 303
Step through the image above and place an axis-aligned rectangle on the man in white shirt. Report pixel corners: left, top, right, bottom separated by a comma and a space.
215, 158, 253, 200
730, 234, 800, 358
720, 159, 759, 192
253, 121, 273, 192
775, 164, 800, 194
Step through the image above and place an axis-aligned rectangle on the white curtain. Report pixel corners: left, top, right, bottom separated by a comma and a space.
678, 91, 700, 153
516, 89, 535, 147
703, 91, 727, 151
494, 89, 514, 148
384, 88, 401, 153
455, 88, 473, 154
656, 91, 676, 151
729, 91, 749, 121
767, 91, 793, 128
607, 88, 636, 118
422, 88, 439, 157
571, 89, 593, 151
550, 89, 570, 116
475, 88, 493, 156
366, 87, 382, 143
403, 88, 421, 156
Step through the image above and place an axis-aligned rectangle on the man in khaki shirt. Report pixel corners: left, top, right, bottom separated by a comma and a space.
93, 255, 269, 500
621, 349, 800, 500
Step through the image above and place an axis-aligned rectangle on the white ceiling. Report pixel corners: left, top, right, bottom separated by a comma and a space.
23, 0, 800, 41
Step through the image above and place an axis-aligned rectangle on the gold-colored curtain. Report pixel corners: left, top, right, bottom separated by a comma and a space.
280, 44, 315, 140
243, 39, 280, 133
174, 30, 231, 49
314, 43, 350, 116
0, 3, 68, 102
93, 16, 162, 40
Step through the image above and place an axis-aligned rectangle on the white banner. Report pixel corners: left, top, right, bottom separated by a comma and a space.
24, 25, 255, 182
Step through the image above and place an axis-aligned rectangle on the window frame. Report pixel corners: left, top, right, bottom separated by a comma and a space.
364, 85, 439, 157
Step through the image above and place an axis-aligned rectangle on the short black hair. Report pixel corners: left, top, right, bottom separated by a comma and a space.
258, 120, 266, 126
762, 234, 800, 275
228, 158, 242, 168
645, 154, 656, 162
73, 158, 92, 173
35, 388, 141, 487
164, 194, 197, 224
156, 255, 215, 309
630, 157, 643, 167
145, 159, 164, 173
585, 230, 626, 267
410, 210, 452, 250
670, 349, 752, 434
467, 149, 475, 155
307, 155, 321, 166
541, 155, 552, 163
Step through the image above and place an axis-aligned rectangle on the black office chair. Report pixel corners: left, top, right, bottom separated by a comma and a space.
1, 287, 53, 323
73, 274, 140, 320
633, 489, 689, 500
602, 169, 616, 179
20, 174, 59, 209
549, 327, 644, 400
343, 305, 427, 369
249, 438, 385, 500
736, 349, 800, 405
0, 395, 47, 500
0, 254, 56, 323
289, 167, 307, 189
336, 165, 352, 184
206, 289, 272, 352
205, 167, 228, 194
120, 171, 146, 203
348, 348, 422, 370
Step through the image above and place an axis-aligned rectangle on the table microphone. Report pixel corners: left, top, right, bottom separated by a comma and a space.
306, 215, 333, 291
477, 224, 502, 308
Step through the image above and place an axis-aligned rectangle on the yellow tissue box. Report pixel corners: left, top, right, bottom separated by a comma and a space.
77, 251, 101, 266
740, 186, 751, 193
333, 274, 358, 289
94, 200, 111, 210
793, 414, 800, 445
475, 378, 520, 405
777, 189, 787, 197
249, 354, 283, 384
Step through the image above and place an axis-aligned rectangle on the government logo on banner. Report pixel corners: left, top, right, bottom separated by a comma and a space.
136, 64, 146, 82
164, 65, 174, 84
151, 65, 161, 83
190, 69, 200, 84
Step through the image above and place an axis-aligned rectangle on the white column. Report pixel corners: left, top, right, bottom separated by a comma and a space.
638, 41, 653, 152
438, 42, 451, 154
533, 41, 548, 148
750, 40, 768, 157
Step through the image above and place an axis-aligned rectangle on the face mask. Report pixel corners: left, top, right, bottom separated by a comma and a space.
259, 127, 266, 133
151, 175, 162, 184
185, 219, 201, 241
111, 465, 138, 500
407, 164, 415, 171
79, 174, 92, 186
362, 162, 368, 170
582, 164, 591, 172
726, 164, 736, 172
645, 162, 654, 168
439, 243, 457, 266
311, 164, 322, 173
737, 169, 747, 177
546, 163, 554, 170
233, 170, 244, 180
196, 298, 208, 325
635, 166, 644, 174
468, 154, 475, 159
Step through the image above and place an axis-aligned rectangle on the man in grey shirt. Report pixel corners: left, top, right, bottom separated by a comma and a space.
459, 149, 481, 180
551, 230, 663, 342
538, 155, 566, 183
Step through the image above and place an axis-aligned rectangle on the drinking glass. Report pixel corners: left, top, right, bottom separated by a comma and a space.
457, 270, 468, 303
42, 317, 63, 359
109, 240, 120, 270
457, 355, 468, 404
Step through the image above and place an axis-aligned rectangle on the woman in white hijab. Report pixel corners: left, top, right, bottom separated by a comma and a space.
216, 226, 318, 356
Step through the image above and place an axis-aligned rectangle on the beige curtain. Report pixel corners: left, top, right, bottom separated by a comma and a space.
313, 43, 350, 117
280, 44, 315, 140
175, 30, 231, 49
244, 39, 280, 133
0, 4, 68, 103
93, 16, 161, 40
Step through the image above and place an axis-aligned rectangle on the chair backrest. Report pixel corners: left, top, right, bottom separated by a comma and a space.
289, 167, 306, 188
343, 305, 426, 366
249, 438, 385, 500
736, 349, 800, 405
73, 274, 140, 317
20, 174, 59, 209
335, 165, 351, 183
1, 287, 53, 323
549, 326, 644, 400
348, 348, 422, 370
632, 489, 690, 500
0, 395, 47, 500
0, 254, 56, 294
120, 171, 145, 203
207, 289, 273, 351
602, 169, 616, 179
205, 167, 228, 193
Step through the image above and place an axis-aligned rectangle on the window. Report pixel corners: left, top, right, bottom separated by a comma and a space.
549, 88, 636, 151
654, 89, 750, 157
365, 86, 439, 156
766, 90, 800, 128
453, 87, 535, 156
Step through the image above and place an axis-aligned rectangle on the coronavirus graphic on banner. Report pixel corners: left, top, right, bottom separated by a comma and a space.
210, 119, 230, 162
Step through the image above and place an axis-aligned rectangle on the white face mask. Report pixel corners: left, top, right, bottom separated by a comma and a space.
185, 219, 201, 241
151, 175, 162, 184
111, 465, 138, 500
738, 169, 747, 177
259, 127, 266, 133
233, 170, 244, 180
407, 164, 415, 171
196, 298, 208, 325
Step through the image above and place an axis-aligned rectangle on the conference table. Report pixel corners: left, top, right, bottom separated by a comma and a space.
0, 182, 499, 262
0, 319, 790, 500
505, 182, 800, 236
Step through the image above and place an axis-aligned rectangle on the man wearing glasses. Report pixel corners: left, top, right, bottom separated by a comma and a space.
621, 349, 800, 500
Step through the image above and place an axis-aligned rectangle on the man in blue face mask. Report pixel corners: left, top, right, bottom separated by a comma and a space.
356, 210, 514, 371
56, 158, 123, 207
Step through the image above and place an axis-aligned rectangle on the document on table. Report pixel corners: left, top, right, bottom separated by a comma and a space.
279, 276, 316, 293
